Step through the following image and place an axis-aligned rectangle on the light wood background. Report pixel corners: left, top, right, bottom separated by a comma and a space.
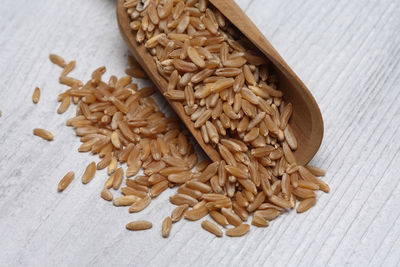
1, 0, 399, 266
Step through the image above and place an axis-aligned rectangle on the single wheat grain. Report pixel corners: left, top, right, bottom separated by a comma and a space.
58, 171, 75, 192
162, 216, 172, 238
171, 204, 189, 223
126, 220, 152, 231
33, 128, 54, 141
225, 224, 250, 237
49, 54, 66, 68
101, 188, 113, 201
297, 197, 317, 213
129, 195, 151, 213
32, 87, 40, 104
81, 161, 96, 184
201, 220, 223, 237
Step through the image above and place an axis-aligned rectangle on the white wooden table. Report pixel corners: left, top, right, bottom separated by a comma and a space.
1, 0, 399, 266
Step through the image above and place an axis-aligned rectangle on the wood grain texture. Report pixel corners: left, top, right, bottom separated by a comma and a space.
0, 0, 399, 266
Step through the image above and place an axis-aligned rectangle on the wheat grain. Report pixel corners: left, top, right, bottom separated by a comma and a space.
258, 203, 285, 212
57, 96, 71, 114
78, 138, 99, 152
111, 168, 124, 190
210, 175, 224, 194
232, 202, 249, 221
297, 178, 319, 190
251, 213, 269, 227
58, 171, 75, 192
201, 220, 223, 237
162, 216, 172, 238
159, 166, 189, 175
297, 197, 317, 213
148, 173, 166, 185
32, 87, 40, 103
306, 165, 326, 176
33, 128, 54, 141
177, 186, 202, 199
224, 165, 249, 180
101, 188, 113, 201
292, 187, 316, 199
225, 224, 250, 237
247, 191, 266, 212
129, 195, 151, 213
185, 180, 211, 193
107, 156, 118, 175
114, 195, 140, 206
235, 192, 249, 208
126, 160, 142, 177
121, 187, 148, 198
184, 205, 208, 221
126, 220, 152, 231
97, 152, 112, 170
104, 174, 114, 189
269, 195, 292, 209
221, 208, 242, 226
170, 193, 198, 206
110, 131, 121, 149
150, 180, 169, 198
49, 53, 66, 68
81, 161, 96, 184
144, 161, 166, 176
126, 179, 149, 192
171, 204, 189, 223
315, 177, 330, 193
254, 209, 281, 221
162, 155, 189, 168
197, 161, 219, 183
61, 60, 76, 76
59, 76, 82, 87
209, 210, 229, 227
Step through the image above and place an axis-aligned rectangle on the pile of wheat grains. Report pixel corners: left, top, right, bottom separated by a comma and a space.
125, 0, 328, 234
40, 0, 329, 238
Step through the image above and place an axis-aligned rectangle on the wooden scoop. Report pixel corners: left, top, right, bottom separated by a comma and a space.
116, 0, 324, 165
